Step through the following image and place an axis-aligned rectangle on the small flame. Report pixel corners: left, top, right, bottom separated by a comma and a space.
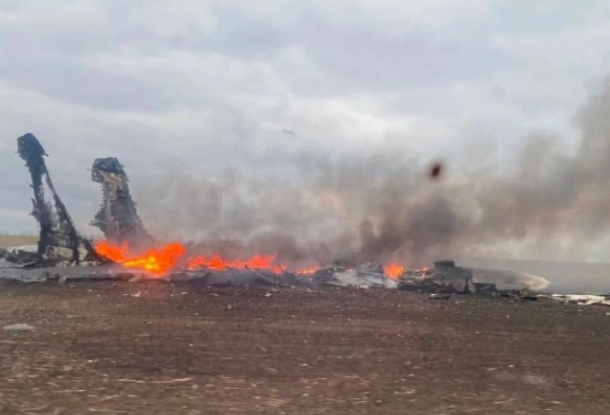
384, 263, 406, 279
295, 266, 320, 275
187, 254, 283, 273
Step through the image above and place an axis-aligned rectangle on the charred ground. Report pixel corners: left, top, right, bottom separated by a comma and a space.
1, 283, 609, 414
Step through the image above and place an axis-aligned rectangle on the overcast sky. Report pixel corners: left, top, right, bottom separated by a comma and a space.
1, 0, 609, 239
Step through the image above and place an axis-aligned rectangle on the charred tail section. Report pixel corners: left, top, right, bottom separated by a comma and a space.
90, 157, 153, 246
17, 133, 98, 264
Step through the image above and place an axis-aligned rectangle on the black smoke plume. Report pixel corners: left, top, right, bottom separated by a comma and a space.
134, 78, 610, 267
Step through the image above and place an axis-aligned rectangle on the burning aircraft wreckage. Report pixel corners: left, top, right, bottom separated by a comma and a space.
4, 133, 596, 305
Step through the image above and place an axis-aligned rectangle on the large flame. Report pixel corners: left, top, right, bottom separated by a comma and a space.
94, 240, 186, 276
94, 240, 412, 279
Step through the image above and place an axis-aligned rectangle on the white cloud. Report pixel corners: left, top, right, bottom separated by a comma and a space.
312, 0, 494, 33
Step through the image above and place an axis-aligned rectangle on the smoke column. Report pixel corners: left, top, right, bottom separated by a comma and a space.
134, 78, 610, 267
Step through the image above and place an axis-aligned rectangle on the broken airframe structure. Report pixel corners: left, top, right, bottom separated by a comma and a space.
12, 133, 99, 265
2, 133, 153, 267
90, 157, 153, 247
1, 133, 564, 302
397, 260, 550, 295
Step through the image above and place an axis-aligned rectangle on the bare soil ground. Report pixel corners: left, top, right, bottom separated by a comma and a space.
1, 282, 609, 415
0, 235, 37, 248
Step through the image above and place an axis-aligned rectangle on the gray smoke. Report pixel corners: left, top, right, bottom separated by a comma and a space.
134, 77, 610, 267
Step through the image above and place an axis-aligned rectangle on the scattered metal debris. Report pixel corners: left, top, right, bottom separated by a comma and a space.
547, 294, 610, 307
427, 293, 452, 300
0, 245, 39, 267
398, 260, 476, 294
5, 134, 564, 302
3, 323, 35, 332
398, 260, 550, 295
326, 262, 397, 289
90, 157, 153, 247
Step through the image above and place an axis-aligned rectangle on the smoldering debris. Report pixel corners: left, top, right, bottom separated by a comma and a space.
5, 241, 603, 310
0, 134, 559, 303
397, 260, 550, 295
1, 240, 604, 309
4, 129, 604, 309
0, 253, 546, 295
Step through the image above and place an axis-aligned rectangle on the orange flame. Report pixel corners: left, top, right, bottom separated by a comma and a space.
295, 266, 320, 275
94, 240, 186, 276
187, 253, 284, 274
384, 263, 406, 279
94, 240, 417, 279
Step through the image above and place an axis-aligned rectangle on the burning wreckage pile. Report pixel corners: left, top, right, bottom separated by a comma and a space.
0, 133, 572, 302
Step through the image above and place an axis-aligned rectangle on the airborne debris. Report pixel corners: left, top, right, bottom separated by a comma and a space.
429, 161, 444, 179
